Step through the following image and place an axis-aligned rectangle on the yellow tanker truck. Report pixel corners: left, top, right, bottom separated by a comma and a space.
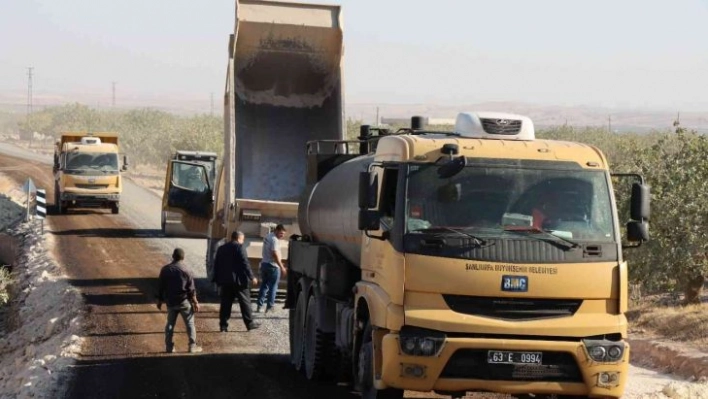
53, 132, 127, 214
286, 113, 650, 399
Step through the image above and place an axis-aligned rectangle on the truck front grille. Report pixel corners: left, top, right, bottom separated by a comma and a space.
440, 349, 582, 382
443, 295, 582, 320
480, 118, 523, 135
76, 184, 110, 190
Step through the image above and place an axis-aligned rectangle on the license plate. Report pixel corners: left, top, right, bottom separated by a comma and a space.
488, 350, 542, 365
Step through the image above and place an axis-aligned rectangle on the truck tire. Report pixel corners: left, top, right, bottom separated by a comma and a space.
303, 294, 334, 381
291, 291, 307, 371
357, 322, 403, 399
205, 238, 221, 283
54, 185, 66, 214
111, 203, 119, 214
161, 213, 167, 235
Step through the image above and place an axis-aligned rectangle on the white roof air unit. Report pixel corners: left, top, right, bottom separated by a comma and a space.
81, 137, 102, 145
455, 112, 535, 141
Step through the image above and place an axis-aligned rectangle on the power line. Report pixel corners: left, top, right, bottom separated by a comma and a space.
27, 66, 34, 147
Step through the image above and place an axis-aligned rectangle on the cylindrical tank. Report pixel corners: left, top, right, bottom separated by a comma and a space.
299, 155, 375, 267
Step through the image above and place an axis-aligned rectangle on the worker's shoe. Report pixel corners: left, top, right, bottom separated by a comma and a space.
188, 344, 203, 353
255, 306, 261, 313
165, 343, 174, 354
265, 306, 273, 314
247, 322, 261, 331
219, 324, 228, 333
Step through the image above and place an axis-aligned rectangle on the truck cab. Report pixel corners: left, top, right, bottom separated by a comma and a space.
161, 151, 217, 237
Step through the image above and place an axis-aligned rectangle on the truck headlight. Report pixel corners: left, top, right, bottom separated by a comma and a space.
607, 345, 624, 361
583, 339, 625, 362
399, 326, 445, 357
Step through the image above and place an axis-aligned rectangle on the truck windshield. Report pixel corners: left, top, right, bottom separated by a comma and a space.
66, 152, 119, 171
405, 161, 615, 243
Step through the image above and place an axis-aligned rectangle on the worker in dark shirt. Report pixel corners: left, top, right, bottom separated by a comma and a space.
212, 231, 260, 332
157, 248, 202, 353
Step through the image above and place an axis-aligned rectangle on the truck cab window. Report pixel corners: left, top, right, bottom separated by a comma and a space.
174, 164, 208, 192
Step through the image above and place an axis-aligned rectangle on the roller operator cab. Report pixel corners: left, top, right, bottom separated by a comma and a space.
287, 112, 651, 399
53, 132, 127, 214
161, 151, 217, 237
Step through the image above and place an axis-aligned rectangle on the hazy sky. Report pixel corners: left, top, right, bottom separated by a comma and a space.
2, 0, 708, 111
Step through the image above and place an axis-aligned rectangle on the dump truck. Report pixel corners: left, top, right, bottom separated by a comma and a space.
186, 0, 345, 282
161, 150, 218, 237
53, 132, 127, 214
285, 113, 650, 399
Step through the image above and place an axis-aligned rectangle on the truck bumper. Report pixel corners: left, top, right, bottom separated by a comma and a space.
60, 193, 120, 207
379, 333, 628, 398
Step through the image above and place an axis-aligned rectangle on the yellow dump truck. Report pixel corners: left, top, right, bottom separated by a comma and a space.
53, 132, 127, 214
285, 113, 650, 399
174, 0, 344, 281
161, 150, 218, 237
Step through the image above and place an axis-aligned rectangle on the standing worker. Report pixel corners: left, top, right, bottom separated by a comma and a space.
157, 248, 202, 353
212, 231, 260, 332
256, 224, 287, 313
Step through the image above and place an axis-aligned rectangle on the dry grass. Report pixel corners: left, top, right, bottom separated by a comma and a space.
126, 164, 165, 195
628, 293, 708, 346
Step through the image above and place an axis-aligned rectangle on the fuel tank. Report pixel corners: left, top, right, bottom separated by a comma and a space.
298, 155, 374, 267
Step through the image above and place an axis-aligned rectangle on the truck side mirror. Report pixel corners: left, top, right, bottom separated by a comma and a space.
630, 183, 650, 221
358, 210, 381, 231
122, 155, 129, 171
358, 171, 378, 209
437, 155, 466, 179
627, 221, 649, 242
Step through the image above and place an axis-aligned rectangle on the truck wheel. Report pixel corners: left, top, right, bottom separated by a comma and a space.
205, 238, 221, 283
304, 294, 334, 381
357, 322, 403, 399
111, 203, 119, 214
291, 291, 307, 371
161, 213, 167, 235
53, 188, 60, 215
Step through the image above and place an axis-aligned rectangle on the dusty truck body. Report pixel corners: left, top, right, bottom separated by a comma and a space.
53, 132, 127, 214
161, 150, 218, 237
286, 112, 651, 399
173, 0, 344, 280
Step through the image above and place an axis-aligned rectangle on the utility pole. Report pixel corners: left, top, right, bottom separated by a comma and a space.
376, 106, 380, 126
608, 115, 612, 133
26, 67, 34, 147
112, 81, 116, 107
673, 112, 683, 133
210, 92, 214, 116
